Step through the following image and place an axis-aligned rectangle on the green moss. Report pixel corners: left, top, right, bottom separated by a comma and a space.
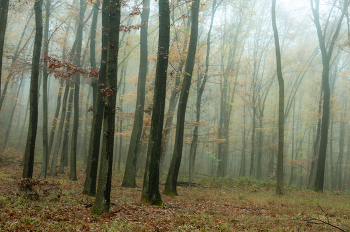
141, 195, 166, 206
163, 188, 176, 196
82, 189, 95, 196
91, 205, 102, 215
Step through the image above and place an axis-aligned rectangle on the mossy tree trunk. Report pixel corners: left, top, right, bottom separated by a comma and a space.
22, 0, 43, 179
164, 0, 200, 196
122, 0, 150, 188
141, 0, 170, 205
92, 0, 120, 214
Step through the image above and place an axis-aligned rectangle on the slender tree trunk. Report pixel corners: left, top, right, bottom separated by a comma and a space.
272, 0, 284, 195
3, 73, 24, 149
141, 0, 170, 205
311, 0, 348, 192
92, 0, 120, 214
49, 82, 69, 176
58, 84, 74, 174
83, 0, 109, 196
70, 0, 87, 181
0, 0, 9, 97
164, 0, 200, 196
189, 0, 217, 184
122, 0, 150, 188
22, 0, 43, 179
39, 0, 51, 179
48, 79, 63, 156
239, 102, 246, 177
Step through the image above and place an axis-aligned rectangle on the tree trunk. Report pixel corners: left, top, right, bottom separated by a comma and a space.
164, 0, 200, 196
311, 0, 348, 192
0, 0, 9, 97
122, 0, 150, 188
83, 0, 109, 196
48, 79, 63, 156
272, 0, 285, 195
3, 73, 24, 149
189, 0, 217, 184
58, 84, 74, 174
92, 0, 120, 214
70, 0, 87, 181
141, 0, 170, 205
22, 0, 43, 179
39, 0, 51, 179
49, 82, 69, 176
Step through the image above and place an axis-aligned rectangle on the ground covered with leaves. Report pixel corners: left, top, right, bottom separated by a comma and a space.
1, 155, 350, 231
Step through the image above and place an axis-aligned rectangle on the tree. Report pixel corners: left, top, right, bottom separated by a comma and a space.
22, 0, 43, 179
83, 0, 109, 196
122, 0, 150, 188
189, 0, 219, 183
39, 0, 51, 179
310, 0, 349, 192
0, 0, 9, 98
141, 0, 170, 205
70, 0, 87, 181
272, 0, 284, 195
164, 0, 200, 196
92, 0, 121, 214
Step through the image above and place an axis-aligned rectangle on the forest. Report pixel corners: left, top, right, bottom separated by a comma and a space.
1, 0, 350, 230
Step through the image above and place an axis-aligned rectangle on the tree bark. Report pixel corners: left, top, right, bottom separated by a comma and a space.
0, 0, 9, 98
83, 0, 109, 196
22, 0, 43, 179
122, 0, 150, 188
141, 0, 170, 205
39, 0, 51, 179
272, 0, 285, 195
164, 0, 200, 196
49, 82, 69, 176
92, 0, 120, 214
70, 0, 87, 181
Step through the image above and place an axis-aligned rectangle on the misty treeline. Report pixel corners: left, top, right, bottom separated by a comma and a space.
1, 0, 350, 212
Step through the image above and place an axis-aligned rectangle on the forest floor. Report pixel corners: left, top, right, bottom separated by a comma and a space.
0, 152, 350, 231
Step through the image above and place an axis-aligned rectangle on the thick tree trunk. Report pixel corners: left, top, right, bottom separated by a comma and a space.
22, 0, 43, 179
164, 0, 200, 196
272, 0, 285, 195
83, 0, 109, 196
141, 0, 170, 205
92, 0, 120, 214
122, 0, 150, 188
